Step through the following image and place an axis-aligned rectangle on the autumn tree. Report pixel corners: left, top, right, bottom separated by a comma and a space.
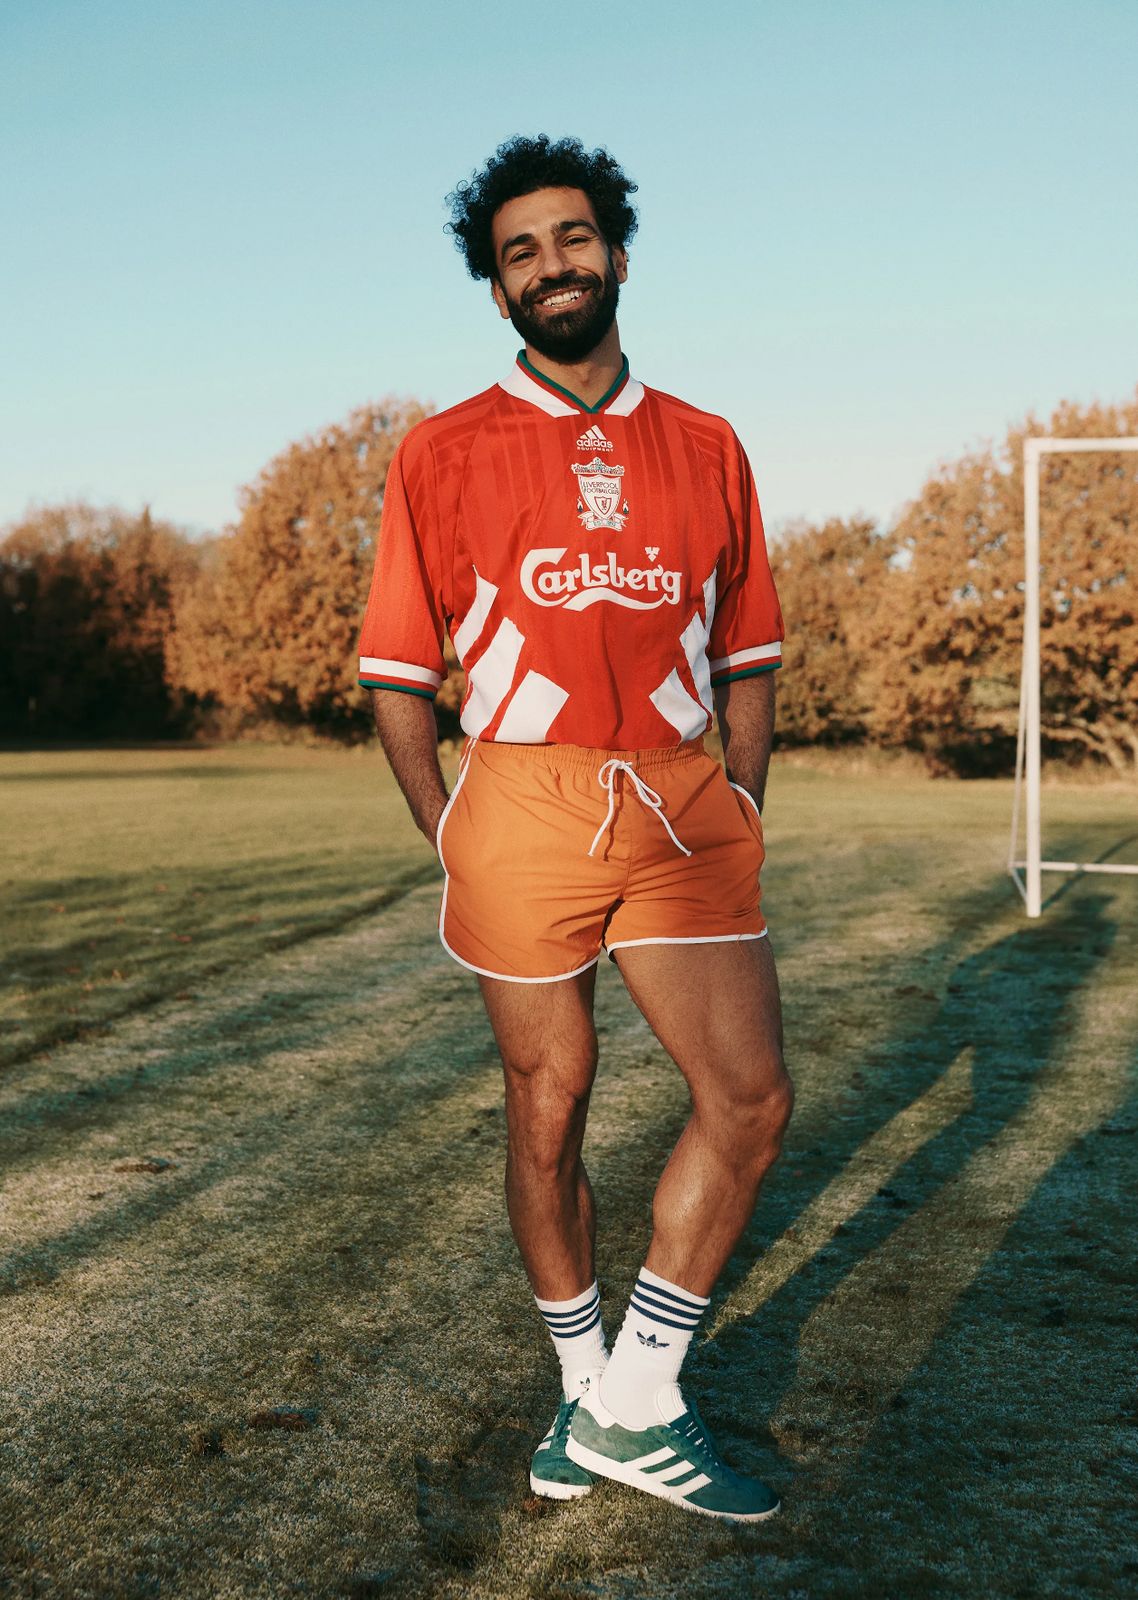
866, 391, 1138, 773
0, 503, 201, 738
167, 398, 430, 736
767, 516, 885, 746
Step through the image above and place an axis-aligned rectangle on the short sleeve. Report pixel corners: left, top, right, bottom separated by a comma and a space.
357, 436, 448, 699
708, 432, 785, 686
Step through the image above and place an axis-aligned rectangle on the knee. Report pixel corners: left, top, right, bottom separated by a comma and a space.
502, 1041, 597, 1103
502, 1046, 597, 1170
725, 1064, 794, 1166
759, 1069, 795, 1150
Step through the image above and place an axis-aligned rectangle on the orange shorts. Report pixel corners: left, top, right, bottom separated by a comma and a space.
436, 738, 766, 983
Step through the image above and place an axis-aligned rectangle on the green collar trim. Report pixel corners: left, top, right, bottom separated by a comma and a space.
518, 351, 630, 415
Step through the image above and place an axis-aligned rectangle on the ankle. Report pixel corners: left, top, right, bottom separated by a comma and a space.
598, 1267, 710, 1431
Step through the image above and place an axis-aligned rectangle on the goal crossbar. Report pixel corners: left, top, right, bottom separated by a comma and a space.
1009, 436, 1138, 916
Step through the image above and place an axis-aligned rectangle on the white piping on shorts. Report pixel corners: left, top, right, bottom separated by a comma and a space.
727, 781, 763, 823
604, 930, 768, 956
436, 739, 601, 985
439, 942, 601, 985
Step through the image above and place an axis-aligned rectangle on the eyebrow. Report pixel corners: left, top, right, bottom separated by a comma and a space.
500, 218, 599, 259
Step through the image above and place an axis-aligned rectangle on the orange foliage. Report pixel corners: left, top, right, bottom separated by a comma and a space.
866, 391, 1138, 773
4, 388, 1133, 769
768, 516, 885, 745
166, 398, 429, 734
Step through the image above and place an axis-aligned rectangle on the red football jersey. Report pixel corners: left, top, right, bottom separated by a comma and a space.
358, 353, 784, 747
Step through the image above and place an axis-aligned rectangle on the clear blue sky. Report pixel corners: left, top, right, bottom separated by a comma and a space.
2, 0, 1135, 538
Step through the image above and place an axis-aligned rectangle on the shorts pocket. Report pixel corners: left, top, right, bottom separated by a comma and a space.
728, 780, 765, 846
436, 753, 475, 865
435, 801, 451, 861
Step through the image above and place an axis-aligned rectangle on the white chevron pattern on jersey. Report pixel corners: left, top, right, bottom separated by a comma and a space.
495, 670, 570, 741
649, 669, 707, 738
682, 568, 717, 710
463, 618, 525, 736
648, 567, 717, 737
453, 567, 500, 663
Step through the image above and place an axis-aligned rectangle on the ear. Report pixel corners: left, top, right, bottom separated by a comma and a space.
490, 277, 511, 320
611, 245, 628, 285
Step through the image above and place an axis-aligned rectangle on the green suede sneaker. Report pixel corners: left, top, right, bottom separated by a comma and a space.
565, 1387, 779, 1521
529, 1396, 598, 1500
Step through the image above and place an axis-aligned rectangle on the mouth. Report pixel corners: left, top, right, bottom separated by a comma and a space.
531, 283, 594, 312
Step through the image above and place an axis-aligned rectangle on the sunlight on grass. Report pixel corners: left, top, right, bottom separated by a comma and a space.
709, 1047, 974, 1339
771, 949, 1135, 1482
1, 746, 1135, 1599
0, 745, 449, 1068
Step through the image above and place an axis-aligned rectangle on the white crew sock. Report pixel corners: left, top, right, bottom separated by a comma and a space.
534, 1281, 608, 1400
599, 1266, 710, 1428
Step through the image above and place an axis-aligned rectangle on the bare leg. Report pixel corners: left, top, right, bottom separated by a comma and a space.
614, 937, 793, 1296
478, 966, 600, 1301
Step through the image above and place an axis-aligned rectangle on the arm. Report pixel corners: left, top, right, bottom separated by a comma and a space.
714, 671, 776, 814
370, 688, 450, 850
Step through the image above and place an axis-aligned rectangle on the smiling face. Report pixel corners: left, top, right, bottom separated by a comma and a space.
490, 186, 627, 363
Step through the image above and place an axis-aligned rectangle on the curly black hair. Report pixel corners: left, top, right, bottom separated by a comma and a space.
445, 134, 639, 282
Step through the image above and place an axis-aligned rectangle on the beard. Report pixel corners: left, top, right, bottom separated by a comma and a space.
503, 264, 621, 363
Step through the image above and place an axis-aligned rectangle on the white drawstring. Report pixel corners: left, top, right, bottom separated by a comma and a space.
586, 758, 692, 859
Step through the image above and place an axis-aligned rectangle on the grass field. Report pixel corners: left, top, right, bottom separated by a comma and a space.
2, 744, 1136, 1600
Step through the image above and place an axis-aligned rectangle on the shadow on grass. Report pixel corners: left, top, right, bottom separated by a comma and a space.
0, 989, 506, 1297
1040, 828, 1138, 912
1, 859, 439, 1072
5, 856, 1131, 1593
706, 887, 1126, 1497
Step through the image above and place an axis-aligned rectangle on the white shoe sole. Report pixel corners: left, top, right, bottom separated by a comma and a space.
528, 1469, 593, 1500
564, 1437, 779, 1522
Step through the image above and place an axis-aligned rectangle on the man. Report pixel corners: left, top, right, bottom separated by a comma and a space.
358, 135, 792, 1522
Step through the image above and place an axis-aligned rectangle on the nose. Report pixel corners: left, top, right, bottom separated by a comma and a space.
534, 237, 574, 282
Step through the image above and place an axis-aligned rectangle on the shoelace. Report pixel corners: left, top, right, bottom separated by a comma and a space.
552, 1397, 579, 1444
586, 759, 692, 860
673, 1405, 738, 1480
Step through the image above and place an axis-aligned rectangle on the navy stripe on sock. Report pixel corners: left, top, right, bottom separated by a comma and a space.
634, 1275, 707, 1314
541, 1296, 599, 1322
633, 1286, 704, 1324
540, 1299, 601, 1337
633, 1284, 703, 1319
542, 1311, 601, 1339
630, 1295, 703, 1332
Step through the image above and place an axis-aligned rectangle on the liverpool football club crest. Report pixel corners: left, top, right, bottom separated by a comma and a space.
572, 457, 630, 532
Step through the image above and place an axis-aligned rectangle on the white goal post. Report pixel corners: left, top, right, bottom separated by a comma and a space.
1009, 435, 1138, 917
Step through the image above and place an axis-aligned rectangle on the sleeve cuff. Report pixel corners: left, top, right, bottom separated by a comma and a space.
709, 642, 782, 685
358, 655, 443, 697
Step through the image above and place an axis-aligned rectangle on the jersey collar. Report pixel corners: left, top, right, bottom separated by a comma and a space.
499, 350, 645, 418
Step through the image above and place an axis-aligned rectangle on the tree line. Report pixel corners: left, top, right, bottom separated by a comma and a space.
2, 391, 1135, 773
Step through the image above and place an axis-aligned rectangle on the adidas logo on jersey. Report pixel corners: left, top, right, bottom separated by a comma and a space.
576, 424, 613, 452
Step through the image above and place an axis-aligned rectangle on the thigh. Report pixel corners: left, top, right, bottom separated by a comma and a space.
479, 966, 600, 1102
613, 936, 785, 1108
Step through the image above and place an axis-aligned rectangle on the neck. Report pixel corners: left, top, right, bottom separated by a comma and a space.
522, 321, 624, 409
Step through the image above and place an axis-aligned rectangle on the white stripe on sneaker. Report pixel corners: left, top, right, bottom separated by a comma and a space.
625, 1446, 676, 1470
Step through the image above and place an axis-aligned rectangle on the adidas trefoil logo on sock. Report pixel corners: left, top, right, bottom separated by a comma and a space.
576, 423, 613, 452
636, 1331, 670, 1348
